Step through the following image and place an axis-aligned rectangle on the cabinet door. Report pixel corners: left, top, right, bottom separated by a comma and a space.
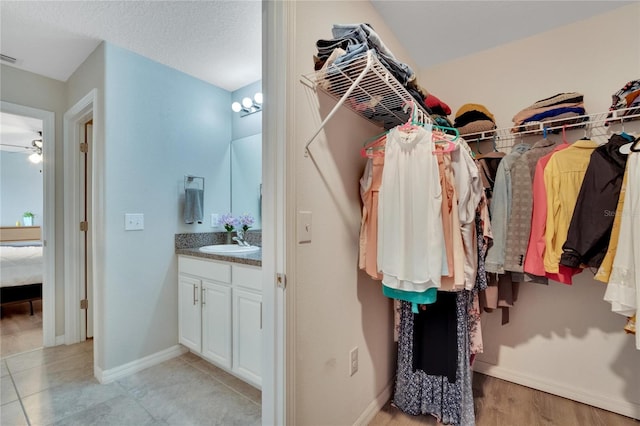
233, 289, 262, 387
178, 275, 201, 352
202, 281, 232, 368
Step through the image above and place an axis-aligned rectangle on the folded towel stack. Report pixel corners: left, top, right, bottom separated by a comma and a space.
184, 188, 204, 224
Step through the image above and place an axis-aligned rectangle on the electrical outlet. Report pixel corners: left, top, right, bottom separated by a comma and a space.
349, 347, 358, 376
211, 213, 219, 228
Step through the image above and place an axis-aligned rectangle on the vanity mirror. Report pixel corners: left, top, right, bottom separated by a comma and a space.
230, 133, 262, 229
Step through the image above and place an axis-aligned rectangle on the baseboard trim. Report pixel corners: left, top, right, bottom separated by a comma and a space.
95, 345, 188, 384
474, 361, 640, 420
55, 335, 65, 346
353, 379, 394, 426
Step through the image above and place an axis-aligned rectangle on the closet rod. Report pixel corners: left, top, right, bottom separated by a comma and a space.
463, 106, 640, 142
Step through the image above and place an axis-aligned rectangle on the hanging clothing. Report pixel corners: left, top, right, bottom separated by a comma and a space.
412, 292, 458, 383
504, 138, 559, 274
378, 125, 443, 293
560, 135, 629, 269
605, 151, 640, 350
476, 151, 506, 206
484, 144, 531, 274
542, 139, 598, 276
595, 161, 630, 283
359, 154, 384, 280
470, 207, 491, 356
452, 139, 484, 290
436, 148, 457, 281
522, 143, 570, 280
393, 295, 474, 425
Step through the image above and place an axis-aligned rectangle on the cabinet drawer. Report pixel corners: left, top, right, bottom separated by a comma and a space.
179, 256, 231, 283
232, 264, 262, 291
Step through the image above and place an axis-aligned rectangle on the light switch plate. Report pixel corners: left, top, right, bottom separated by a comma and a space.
297, 211, 312, 243
125, 213, 144, 231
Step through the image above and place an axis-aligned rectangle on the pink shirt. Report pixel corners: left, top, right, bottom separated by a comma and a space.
523, 143, 573, 282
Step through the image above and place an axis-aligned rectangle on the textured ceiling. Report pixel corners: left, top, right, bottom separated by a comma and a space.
370, 1, 632, 70
0, 1, 262, 92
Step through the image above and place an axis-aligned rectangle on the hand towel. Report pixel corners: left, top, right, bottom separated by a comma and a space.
184, 188, 204, 224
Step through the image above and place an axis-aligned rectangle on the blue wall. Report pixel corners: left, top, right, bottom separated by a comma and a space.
0, 151, 43, 226
101, 43, 232, 368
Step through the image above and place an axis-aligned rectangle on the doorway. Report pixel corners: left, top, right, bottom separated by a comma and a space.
0, 101, 56, 351
64, 90, 96, 346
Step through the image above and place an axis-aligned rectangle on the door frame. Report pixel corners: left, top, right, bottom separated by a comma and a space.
63, 89, 98, 345
262, 1, 294, 424
0, 101, 56, 347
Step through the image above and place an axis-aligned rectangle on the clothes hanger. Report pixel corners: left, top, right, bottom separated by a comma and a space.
543, 126, 548, 139
617, 117, 634, 141
431, 129, 456, 153
492, 133, 498, 152
360, 134, 387, 158
630, 136, 640, 152
475, 137, 483, 155
561, 124, 570, 144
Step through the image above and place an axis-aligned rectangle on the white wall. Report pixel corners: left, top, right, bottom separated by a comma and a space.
288, 2, 420, 424
66, 42, 106, 364
0, 151, 43, 226
420, 4, 640, 418
1, 64, 67, 336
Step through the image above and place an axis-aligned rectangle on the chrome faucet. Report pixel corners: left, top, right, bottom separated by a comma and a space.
232, 229, 250, 246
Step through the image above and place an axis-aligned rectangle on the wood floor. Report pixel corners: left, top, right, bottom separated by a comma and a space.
0, 300, 42, 357
370, 373, 639, 425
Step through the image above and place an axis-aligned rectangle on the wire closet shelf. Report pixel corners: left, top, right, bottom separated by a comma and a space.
301, 50, 431, 151
461, 106, 640, 151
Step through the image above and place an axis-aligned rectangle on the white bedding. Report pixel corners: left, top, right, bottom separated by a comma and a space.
0, 245, 43, 287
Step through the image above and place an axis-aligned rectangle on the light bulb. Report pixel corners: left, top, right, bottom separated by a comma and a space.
254, 92, 263, 105
231, 102, 242, 112
242, 97, 253, 109
29, 152, 42, 164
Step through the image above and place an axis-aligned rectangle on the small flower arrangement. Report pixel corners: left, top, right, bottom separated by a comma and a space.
238, 213, 255, 232
218, 213, 238, 232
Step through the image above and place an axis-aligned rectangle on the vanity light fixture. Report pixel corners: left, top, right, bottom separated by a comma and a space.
231, 92, 263, 117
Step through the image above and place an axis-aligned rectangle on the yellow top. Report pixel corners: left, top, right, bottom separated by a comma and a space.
594, 161, 630, 283
543, 140, 598, 274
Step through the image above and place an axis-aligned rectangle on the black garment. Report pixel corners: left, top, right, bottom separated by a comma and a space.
560, 134, 630, 268
412, 291, 458, 383
453, 110, 495, 128
476, 152, 506, 208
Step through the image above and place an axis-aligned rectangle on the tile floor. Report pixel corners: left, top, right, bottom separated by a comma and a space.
1, 340, 261, 425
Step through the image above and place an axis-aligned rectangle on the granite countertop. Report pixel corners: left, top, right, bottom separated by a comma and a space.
175, 232, 262, 267
176, 247, 261, 267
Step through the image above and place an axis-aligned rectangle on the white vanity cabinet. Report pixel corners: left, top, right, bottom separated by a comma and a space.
178, 255, 262, 388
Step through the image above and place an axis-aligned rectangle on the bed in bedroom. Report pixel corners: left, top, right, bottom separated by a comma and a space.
0, 226, 43, 316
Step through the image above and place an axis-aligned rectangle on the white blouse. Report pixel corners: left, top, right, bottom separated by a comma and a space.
605, 151, 639, 349
378, 125, 443, 292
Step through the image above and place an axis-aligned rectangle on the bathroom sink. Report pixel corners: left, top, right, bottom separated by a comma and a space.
198, 244, 260, 254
